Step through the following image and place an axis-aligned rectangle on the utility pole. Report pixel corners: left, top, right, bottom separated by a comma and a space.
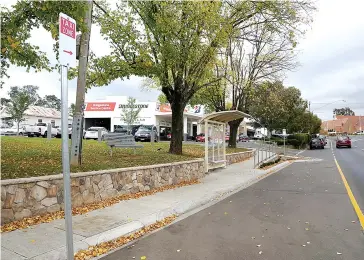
70, 0, 93, 166
308, 101, 311, 112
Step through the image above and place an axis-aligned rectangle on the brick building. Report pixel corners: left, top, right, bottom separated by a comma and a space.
321, 115, 363, 134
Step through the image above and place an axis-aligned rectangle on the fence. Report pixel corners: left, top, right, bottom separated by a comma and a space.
253, 140, 278, 168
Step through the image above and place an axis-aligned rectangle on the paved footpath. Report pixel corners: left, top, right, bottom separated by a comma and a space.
103, 146, 364, 260
1, 151, 277, 260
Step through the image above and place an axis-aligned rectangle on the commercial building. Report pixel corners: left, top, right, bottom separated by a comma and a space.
83, 96, 204, 139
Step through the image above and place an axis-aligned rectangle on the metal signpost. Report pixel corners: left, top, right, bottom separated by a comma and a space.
283, 129, 286, 156
59, 12, 76, 260
47, 123, 52, 140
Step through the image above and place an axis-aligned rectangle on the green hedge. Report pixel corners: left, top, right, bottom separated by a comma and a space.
271, 134, 310, 148
289, 134, 310, 148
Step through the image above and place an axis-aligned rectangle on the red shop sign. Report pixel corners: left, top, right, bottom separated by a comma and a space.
85, 102, 116, 111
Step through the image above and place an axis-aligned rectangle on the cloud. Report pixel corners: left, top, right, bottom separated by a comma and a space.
285, 0, 364, 120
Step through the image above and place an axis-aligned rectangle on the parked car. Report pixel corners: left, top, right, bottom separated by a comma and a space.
131, 125, 142, 136
1, 125, 27, 136
113, 127, 128, 134
239, 134, 249, 142
55, 124, 73, 138
195, 133, 206, 142
25, 123, 57, 137
319, 135, 327, 144
134, 125, 158, 142
225, 134, 239, 142
254, 132, 266, 139
309, 137, 325, 149
167, 133, 172, 140
336, 135, 351, 148
134, 126, 158, 142
84, 127, 108, 140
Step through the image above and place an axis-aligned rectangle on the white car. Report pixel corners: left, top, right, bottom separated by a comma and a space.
25, 123, 57, 137
56, 124, 73, 138
1, 125, 26, 136
84, 127, 108, 140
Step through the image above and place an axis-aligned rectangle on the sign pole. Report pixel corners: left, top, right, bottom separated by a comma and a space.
59, 12, 77, 260
60, 65, 74, 259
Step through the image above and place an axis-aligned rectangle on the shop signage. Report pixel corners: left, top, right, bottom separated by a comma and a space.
157, 103, 202, 114
85, 102, 116, 111
118, 104, 149, 109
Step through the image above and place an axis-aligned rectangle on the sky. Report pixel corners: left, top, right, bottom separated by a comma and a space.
1, 0, 364, 121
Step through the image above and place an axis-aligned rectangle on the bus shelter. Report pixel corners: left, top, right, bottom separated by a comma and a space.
200, 110, 251, 172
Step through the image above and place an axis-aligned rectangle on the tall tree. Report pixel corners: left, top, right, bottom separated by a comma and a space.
333, 107, 355, 116
35, 95, 61, 110
189, 1, 315, 147
84, 1, 305, 154
6, 85, 39, 135
120, 97, 142, 134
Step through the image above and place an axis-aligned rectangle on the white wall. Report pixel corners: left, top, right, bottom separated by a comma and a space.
84, 98, 158, 132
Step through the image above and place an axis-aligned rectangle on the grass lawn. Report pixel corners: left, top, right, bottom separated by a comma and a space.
1, 137, 248, 179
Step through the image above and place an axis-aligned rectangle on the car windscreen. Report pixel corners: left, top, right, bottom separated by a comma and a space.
87, 127, 102, 131
338, 136, 349, 141
138, 131, 150, 134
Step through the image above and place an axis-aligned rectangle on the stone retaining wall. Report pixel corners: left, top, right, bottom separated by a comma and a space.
1, 159, 204, 224
226, 150, 254, 165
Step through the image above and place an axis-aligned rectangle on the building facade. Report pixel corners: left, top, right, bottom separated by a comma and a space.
83, 96, 204, 139
0, 106, 70, 127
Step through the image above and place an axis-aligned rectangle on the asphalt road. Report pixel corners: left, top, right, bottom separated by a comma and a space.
102, 142, 364, 260
331, 136, 364, 213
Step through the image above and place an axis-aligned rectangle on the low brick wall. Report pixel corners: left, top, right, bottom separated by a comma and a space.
1, 159, 204, 224
226, 150, 254, 165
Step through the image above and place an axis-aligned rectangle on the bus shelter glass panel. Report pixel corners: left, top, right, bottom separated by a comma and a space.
207, 122, 225, 171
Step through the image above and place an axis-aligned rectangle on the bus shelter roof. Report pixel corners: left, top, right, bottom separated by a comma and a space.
199, 110, 251, 124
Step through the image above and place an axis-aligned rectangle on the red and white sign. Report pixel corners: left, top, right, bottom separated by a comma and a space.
59, 13, 76, 67
85, 102, 116, 111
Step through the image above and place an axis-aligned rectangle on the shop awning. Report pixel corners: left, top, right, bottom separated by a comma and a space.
199, 110, 251, 124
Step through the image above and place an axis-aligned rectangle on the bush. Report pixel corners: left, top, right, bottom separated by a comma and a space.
287, 139, 300, 147
291, 133, 310, 148
276, 140, 285, 146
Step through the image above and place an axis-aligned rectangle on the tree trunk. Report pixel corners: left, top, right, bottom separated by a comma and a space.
169, 100, 185, 155
70, 0, 93, 166
228, 118, 243, 148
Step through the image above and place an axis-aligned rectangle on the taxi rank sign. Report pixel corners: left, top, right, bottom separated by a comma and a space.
59, 13, 76, 67
58, 12, 76, 260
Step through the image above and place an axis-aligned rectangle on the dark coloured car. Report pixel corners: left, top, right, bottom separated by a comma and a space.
336, 135, 351, 148
135, 126, 158, 142
239, 134, 249, 142
319, 135, 327, 144
309, 137, 325, 149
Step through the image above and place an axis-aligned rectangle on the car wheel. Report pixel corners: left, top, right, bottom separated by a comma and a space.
28, 134, 32, 137
19, 132, 23, 136
43, 131, 47, 138
336, 145, 339, 148
310, 146, 313, 150
348, 145, 351, 148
